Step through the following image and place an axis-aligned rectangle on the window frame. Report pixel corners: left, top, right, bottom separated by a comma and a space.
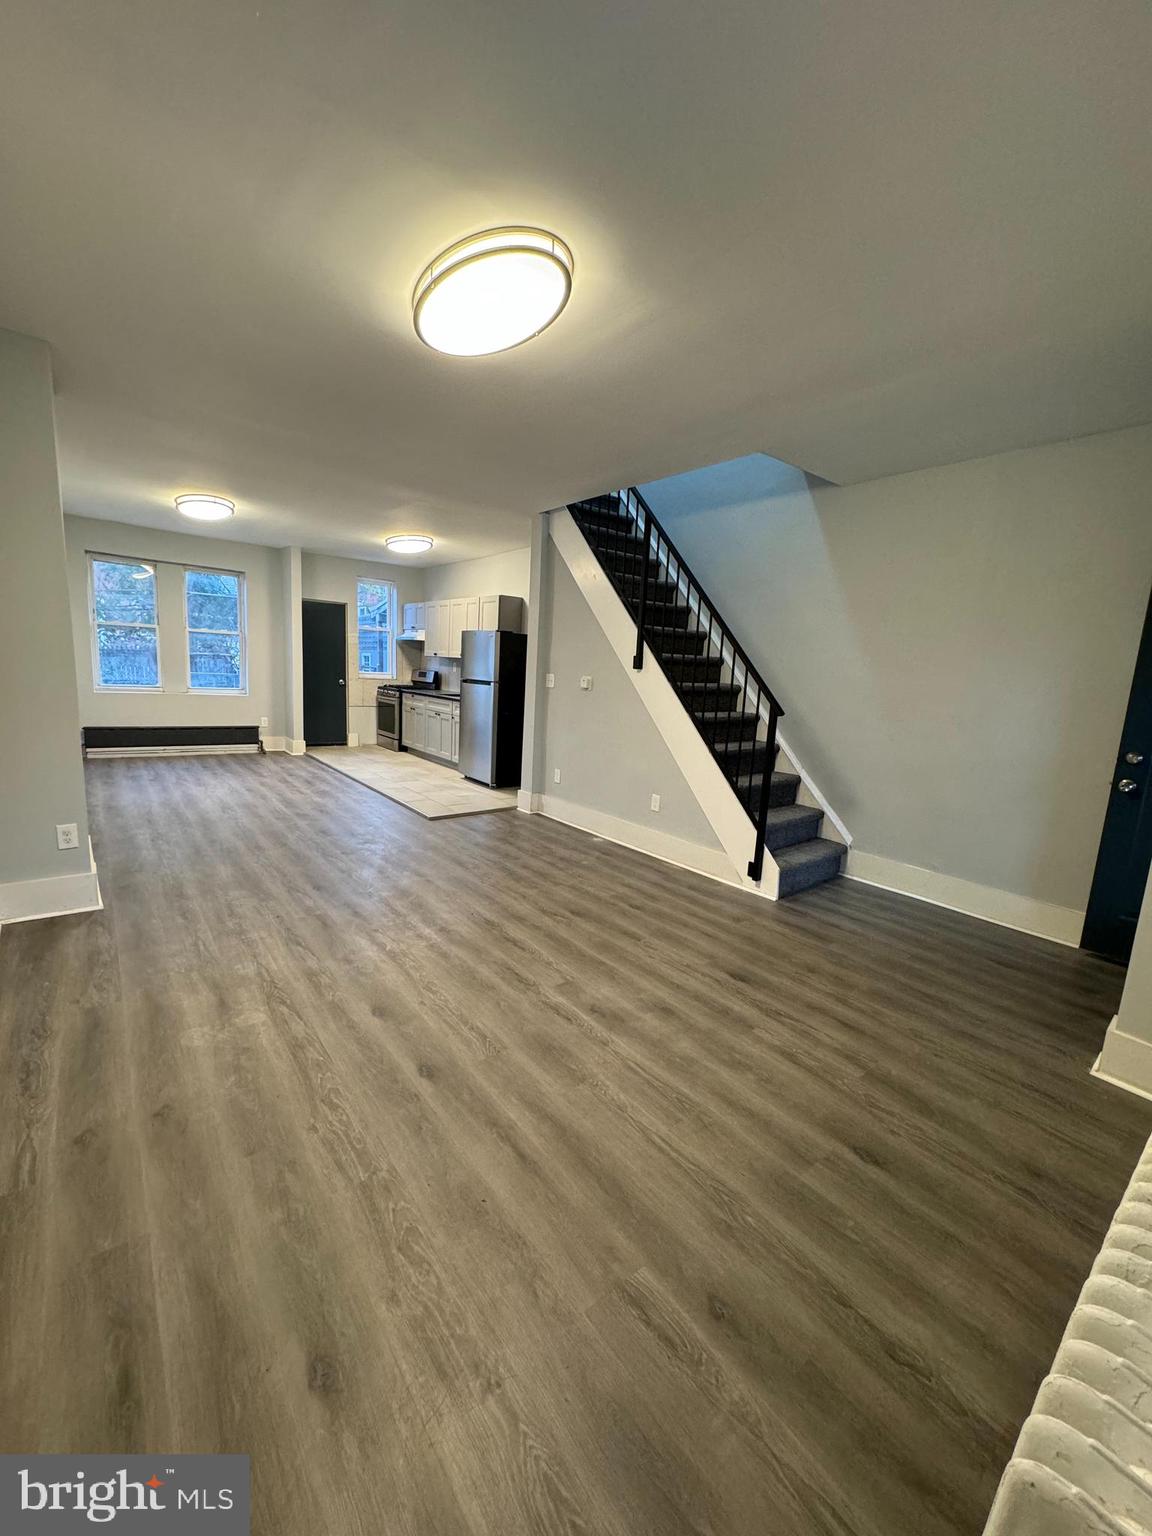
184, 564, 249, 695
88, 553, 163, 693
356, 578, 397, 680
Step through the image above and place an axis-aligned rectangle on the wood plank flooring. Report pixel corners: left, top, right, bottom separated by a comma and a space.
1, 754, 1149, 1535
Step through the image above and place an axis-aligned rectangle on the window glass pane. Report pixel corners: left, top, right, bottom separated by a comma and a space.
187, 591, 239, 630
189, 631, 242, 690
96, 623, 159, 687
93, 559, 156, 623
357, 627, 391, 675
357, 581, 392, 627
186, 570, 240, 631
186, 568, 239, 597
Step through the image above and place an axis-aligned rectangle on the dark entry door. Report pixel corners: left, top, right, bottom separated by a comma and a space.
1082, 587, 1152, 963
302, 600, 347, 747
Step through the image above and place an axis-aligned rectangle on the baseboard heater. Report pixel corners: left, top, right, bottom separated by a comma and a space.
983, 1129, 1152, 1533
83, 726, 263, 758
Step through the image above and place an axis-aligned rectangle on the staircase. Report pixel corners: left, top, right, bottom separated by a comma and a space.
567, 489, 844, 898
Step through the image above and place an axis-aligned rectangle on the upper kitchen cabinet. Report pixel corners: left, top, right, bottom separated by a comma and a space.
400, 602, 426, 638
419, 593, 524, 658
479, 594, 523, 631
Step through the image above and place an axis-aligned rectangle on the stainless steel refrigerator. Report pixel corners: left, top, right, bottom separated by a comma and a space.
459, 630, 528, 787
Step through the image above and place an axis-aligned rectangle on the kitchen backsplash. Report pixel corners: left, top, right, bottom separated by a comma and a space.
424, 656, 461, 690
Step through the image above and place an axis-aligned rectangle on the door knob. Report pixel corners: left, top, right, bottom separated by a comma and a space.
1125, 752, 1145, 765
339, 678, 346, 685
1117, 778, 1139, 794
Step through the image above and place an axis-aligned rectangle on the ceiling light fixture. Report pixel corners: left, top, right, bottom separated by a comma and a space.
384, 535, 434, 555
175, 493, 235, 522
130, 563, 154, 579
413, 227, 573, 356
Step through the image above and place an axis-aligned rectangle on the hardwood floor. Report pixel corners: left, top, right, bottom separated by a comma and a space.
2, 754, 1149, 1535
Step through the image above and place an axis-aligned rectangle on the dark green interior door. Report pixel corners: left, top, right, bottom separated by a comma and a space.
1082, 587, 1152, 963
302, 600, 347, 747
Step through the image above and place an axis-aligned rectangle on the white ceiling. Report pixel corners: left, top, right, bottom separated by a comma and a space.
2, 0, 1149, 564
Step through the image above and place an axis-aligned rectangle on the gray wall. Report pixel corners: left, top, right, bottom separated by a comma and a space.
0, 330, 91, 884
423, 546, 531, 604
65, 516, 289, 736
539, 546, 721, 850
641, 423, 1152, 910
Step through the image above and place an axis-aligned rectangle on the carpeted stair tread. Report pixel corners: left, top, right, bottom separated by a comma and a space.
773, 838, 846, 896
762, 804, 824, 850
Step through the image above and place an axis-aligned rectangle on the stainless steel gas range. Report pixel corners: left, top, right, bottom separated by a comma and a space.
376, 669, 440, 750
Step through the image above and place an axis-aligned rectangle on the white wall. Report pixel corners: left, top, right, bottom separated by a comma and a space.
301, 552, 423, 745
65, 516, 288, 737
0, 330, 95, 915
641, 424, 1152, 925
536, 544, 723, 853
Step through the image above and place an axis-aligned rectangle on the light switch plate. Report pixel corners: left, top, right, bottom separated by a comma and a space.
545, 673, 555, 688
579, 675, 593, 690
553, 768, 562, 784
650, 793, 661, 812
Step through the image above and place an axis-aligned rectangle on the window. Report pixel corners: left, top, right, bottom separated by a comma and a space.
186, 567, 246, 691
357, 579, 395, 677
91, 557, 160, 688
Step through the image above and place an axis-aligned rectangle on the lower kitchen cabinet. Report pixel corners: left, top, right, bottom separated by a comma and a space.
401, 695, 459, 764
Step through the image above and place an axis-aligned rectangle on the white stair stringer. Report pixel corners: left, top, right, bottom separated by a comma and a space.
549, 507, 779, 898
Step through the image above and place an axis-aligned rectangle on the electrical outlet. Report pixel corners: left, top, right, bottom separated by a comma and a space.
650, 793, 661, 812
56, 822, 80, 851
553, 768, 562, 784
545, 673, 555, 689
580, 675, 593, 690
260, 716, 269, 728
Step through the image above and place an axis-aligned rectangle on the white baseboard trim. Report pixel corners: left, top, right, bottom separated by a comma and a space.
845, 848, 1083, 945
262, 735, 287, 752
1091, 1017, 1152, 1102
0, 839, 103, 928
517, 790, 543, 813
347, 732, 360, 748
537, 794, 746, 889
286, 739, 307, 756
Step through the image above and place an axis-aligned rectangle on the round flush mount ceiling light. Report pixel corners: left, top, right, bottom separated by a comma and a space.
384, 535, 434, 555
413, 227, 573, 356
130, 563, 154, 579
175, 493, 235, 522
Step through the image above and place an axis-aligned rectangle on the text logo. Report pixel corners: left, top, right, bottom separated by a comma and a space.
1, 1456, 249, 1531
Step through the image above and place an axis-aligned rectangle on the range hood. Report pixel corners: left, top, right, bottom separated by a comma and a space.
397, 628, 426, 644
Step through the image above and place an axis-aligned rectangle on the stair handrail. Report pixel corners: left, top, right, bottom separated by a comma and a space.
568, 486, 785, 883
608, 486, 785, 718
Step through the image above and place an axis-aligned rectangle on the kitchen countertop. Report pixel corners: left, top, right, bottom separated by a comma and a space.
399, 686, 460, 700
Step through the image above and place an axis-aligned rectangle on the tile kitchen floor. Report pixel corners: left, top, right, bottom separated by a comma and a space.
308, 744, 517, 818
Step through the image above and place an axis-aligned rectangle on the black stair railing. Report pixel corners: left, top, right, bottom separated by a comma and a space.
567, 487, 784, 883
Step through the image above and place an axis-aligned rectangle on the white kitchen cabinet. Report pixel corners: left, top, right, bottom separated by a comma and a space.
401, 695, 425, 751
402, 695, 459, 763
448, 598, 468, 658
419, 593, 522, 657
424, 599, 450, 655
401, 602, 426, 635
479, 594, 523, 631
